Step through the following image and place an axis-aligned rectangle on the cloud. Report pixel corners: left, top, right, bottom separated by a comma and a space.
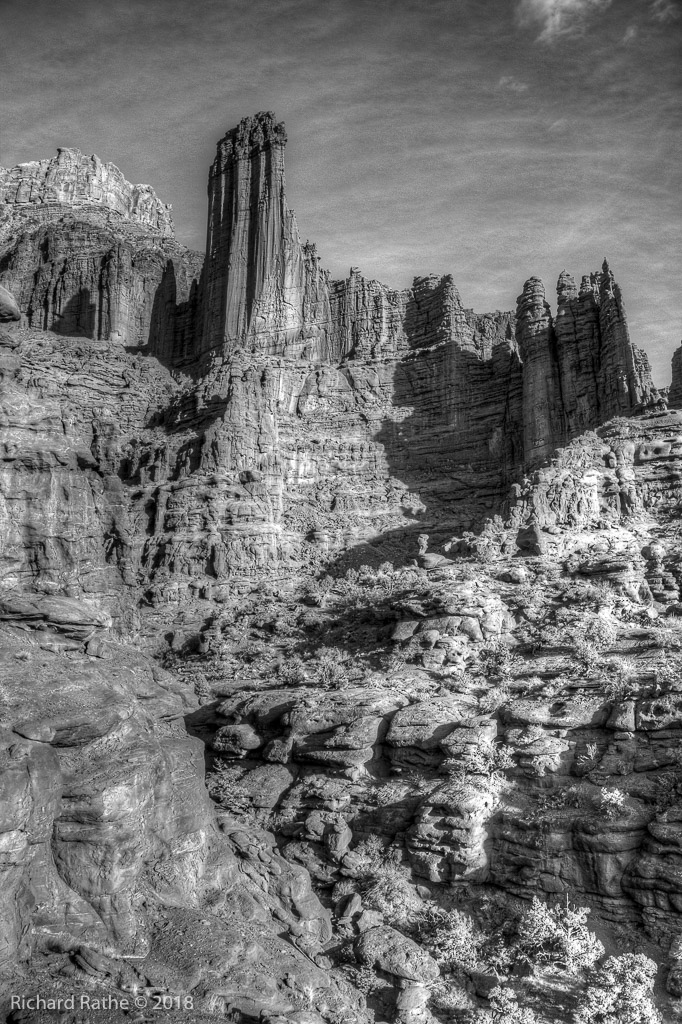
517, 0, 612, 43
623, 23, 638, 42
498, 75, 529, 93
650, 0, 680, 21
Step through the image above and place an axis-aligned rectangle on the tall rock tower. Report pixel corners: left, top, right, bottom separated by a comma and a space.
516, 276, 565, 468
201, 112, 309, 357
516, 262, 657, 469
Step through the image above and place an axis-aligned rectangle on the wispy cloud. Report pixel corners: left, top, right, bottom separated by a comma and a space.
517, 0, 612, 43
498, 75, 529, 92
623, 23, 638, 42
650, 0, 680, 21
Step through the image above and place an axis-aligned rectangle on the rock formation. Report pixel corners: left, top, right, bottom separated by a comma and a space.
669, 342, 682, 409
0, 150, 201, 360
0, 113, 679, 1023
517, 264, 657, 469
0, 147, 174, 239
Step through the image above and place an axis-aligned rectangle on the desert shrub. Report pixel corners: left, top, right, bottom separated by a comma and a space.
342, 964, 380, 995
603, 656, 640, 701
532, 785, 589, 815
206, 762, 260, 824
584, 616, 618, 650
516, 897, 604, 975
479, 638, 523, 680
594, 787, 626, 820
310, 646, 350, 688
418, 906, 483, 974
653, 651, 682, 693
573, 953, 661, 1024
574, 639, 603, 675
478, 681, 511, 713
361, 867, 422, 928
303, 575, 334, 607
588, 580, 617, 610
331, 878, 357, 903
653, 767, 682, 812
480, 986, 542, 1024
275, 654, 308, 685
577, 742, 601, 769
443, 743, 515, 785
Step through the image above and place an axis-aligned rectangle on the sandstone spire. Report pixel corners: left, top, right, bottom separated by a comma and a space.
669, 343, 682, 409
516, 276, 564, 468
201, 112, 308, 357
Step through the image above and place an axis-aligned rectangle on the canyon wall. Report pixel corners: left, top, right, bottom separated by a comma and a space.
0, 112, 660, 606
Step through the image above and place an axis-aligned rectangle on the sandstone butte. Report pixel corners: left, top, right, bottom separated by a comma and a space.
0, 110, 681, 1023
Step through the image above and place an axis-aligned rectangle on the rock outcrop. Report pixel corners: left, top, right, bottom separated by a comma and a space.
0, 112, 678, 1023
0, 150, 202, 359
0, 148, 174, 239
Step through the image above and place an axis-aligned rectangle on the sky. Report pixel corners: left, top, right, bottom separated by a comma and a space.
2, 0, 680, 384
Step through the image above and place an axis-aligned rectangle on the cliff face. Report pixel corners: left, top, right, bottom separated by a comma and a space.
0, 113, 660, 602
0, 150, 203, 360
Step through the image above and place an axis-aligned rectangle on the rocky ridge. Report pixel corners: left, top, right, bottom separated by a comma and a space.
0, 112, 679, 1023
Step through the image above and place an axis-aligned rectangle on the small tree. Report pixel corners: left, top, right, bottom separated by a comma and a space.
517, 897, 604, 974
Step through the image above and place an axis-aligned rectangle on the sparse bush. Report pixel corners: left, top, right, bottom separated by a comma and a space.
575, 639, 602, 675
532, 784, 589, 815
478, 680, 511, 713
603, 656, 640, 701
588, 580, 617, 610
206, 762, 260, 824
573, 953, 661, 1024
577, 742, 601, 769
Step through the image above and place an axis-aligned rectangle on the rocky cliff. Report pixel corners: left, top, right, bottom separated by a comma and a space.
0, 113, 678, 1024
0, 149, 202, 360
0, 148, 174, 239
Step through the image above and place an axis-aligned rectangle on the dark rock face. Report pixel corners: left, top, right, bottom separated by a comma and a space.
669, 343, 682, 409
